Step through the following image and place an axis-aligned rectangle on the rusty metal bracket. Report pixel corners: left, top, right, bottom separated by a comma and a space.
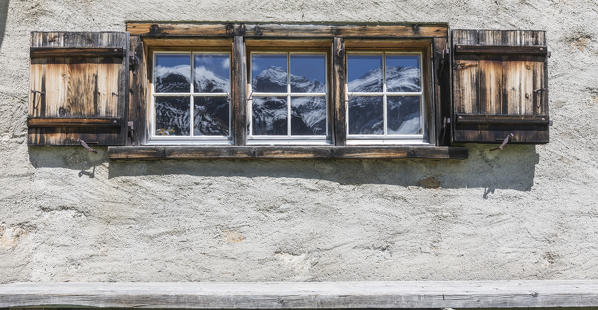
490, 133, 514, 151
77, 138, 97, 153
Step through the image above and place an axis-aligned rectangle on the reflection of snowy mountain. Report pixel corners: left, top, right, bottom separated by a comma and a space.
348, 66, 421, 135
155, 65, 230, 93
253, 66, 326, 93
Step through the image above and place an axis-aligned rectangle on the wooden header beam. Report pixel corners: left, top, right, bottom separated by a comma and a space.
126, 23, 448, 38
1, 281, 598, 309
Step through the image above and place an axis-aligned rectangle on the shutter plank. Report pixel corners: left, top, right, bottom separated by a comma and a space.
479, 60, 502, 115
454, 60, 478, 114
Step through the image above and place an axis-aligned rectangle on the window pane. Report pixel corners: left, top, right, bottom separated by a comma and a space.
291, 97, 326, 135
386, 55, 421, 92
347, 55, 382, 92
155, 96, 190, 136
348, 96, 383, 135
252, 54, 287, 93
155, 54, 190, 93
252, 96, 288, 135
193, 54, 230, 93
194, 96, 229, 136
290, 55, 326, 93
387, 96, 421, 135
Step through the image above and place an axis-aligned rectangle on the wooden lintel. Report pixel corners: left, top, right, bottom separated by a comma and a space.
2, 280, 598, 309
27, 118, 122, 128
107, 145, 467, 160
126, 23, 448, 38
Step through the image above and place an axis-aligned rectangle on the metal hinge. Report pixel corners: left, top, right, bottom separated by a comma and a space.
129, 51, 138, 71
490, 133, 514, 151
127, 121, 135, 145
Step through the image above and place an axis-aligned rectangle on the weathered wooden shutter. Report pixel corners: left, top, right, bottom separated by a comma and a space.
28, 32, 129, 145
451, 29, 549, 144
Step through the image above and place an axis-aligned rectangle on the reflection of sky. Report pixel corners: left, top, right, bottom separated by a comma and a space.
347, 55, 382, 83
156, 54, 190, 73
291, 55, 325, 85
194, 54, 230, 81
386, 55, 419, 72
252, 54, 287, 79
348, 55, 420, 81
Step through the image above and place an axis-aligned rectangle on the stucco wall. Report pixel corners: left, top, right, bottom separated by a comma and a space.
0, 0, 597, 283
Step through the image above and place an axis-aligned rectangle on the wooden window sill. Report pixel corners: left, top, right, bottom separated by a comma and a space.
107, 145, 468, 160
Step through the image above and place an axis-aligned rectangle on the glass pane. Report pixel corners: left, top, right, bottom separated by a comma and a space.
194, 96, 229, 136
348, 96, 383, 135
291, 96, 326, 135
387, 96, 421, 135
347, 55, 383, 92
386, 55, 421, 92
155, 54, 190, 93
194, 54, 230, 93
155, 96, 190, 136
252, 97, 288, 135
290, 55, 326, 93
252, 54, 287, 93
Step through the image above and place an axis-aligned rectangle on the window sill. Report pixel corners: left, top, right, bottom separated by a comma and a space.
107, 145, 468, 160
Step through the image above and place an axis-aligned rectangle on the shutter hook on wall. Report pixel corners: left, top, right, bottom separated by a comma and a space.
490, 133, 514, 151
77, 138, 97, 153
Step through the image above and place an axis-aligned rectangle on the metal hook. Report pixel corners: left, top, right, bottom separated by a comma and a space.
490, 133, 514, 151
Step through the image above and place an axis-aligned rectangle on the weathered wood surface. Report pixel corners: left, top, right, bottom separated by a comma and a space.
332, 37, 346, 146
1, 281, 598, 309
127, 35, 147, 145
231, 35, 247, 146
29, 32, 129, 146
127, 22, 448, 38
27, 117, 121, 127
108, 145, 467, 160
452, 29, 549, 144
433, 37, 451, 145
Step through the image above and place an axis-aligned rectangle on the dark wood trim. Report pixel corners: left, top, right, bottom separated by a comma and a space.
454, 45, 547, 55
27, 117, 122, 127
332, 37, 346, 146
126, 23, 448, 39
108, 145, 468, 160
30, 47, 125, 58
231, 35, 247, 146
128, 35, 148, 145
455, 114, 549, 125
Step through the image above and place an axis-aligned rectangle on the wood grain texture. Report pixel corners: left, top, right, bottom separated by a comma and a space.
1, 280, 598, 309
332, 37, 346, 146
27, 117, 121, 127
28, 32, 129, 146
107, 145, 467, 160
451, 29, 549, 144
126, 23, 448, 38
231, 35, 247, 146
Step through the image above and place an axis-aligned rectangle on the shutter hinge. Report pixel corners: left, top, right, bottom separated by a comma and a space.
533, 88, 547, 93
127, 121, 136, 145
442, 47, 450, 59
129, 52, 138, 71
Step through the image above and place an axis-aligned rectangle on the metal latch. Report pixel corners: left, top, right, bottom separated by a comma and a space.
490, 133, 514, 151
128, 121, 135, 144
78, 138, 97, 153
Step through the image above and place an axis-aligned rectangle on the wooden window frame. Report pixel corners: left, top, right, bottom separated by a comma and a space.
111, 23, 467, 160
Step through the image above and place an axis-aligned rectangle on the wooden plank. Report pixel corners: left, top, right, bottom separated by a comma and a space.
453, 60, 479, 114
126, 23, 448, 38
453, 29, 546, 46
231, 35, 247, 146
107, 145, 467, 160
455, 114, 548, 124
433, 37, 450, 146
128, 35, 147, 145
30, 47, 124, 58
27, 117, 121, 127
1, 280, 598, 309
454, 45, 547, 55
478, 60, 503, 115
143, 37, 231, 47
332, 37, 346, 146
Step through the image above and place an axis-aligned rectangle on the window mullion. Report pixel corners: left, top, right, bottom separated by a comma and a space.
287, 52, 291, 137
382, 52, 387, 136
190, 52, 194, 137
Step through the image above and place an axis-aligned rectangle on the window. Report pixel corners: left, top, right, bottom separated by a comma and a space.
346, 52, 425, 144
248, 52, 329, 145
151, 51, 232, 145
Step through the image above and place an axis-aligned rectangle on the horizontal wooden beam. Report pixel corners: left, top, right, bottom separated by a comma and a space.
454, 44, 547, 55
28, 118, 122, 127
30, 47, 125, 58
456, 114, 550, 125
2, 281, 598, 309
107, 145, 467, 160
126, 23, 448, 38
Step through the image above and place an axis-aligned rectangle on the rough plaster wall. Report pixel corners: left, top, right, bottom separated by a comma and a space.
0, 0, 597, 283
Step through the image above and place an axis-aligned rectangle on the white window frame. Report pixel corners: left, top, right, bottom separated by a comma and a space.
247, 51, 330, 145
149, 51, 232, 145
346, 51, 428, 145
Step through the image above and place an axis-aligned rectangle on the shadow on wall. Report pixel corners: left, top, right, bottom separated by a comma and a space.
28, 144, 539, 192
0, 0, 8, 49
